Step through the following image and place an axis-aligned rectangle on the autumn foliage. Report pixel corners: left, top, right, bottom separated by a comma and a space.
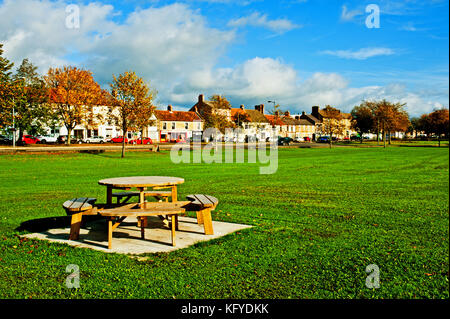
109, 71, 155, 157
45, 66, 104, 144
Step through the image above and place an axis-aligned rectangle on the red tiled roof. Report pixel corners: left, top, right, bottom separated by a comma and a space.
265, 114, 286, 126
230, 108, 246, 117
155, 110, 202, 122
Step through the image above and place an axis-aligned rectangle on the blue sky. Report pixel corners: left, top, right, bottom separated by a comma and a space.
0, 0, 448, 116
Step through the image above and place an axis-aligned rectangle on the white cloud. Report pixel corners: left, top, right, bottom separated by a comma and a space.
321, 47, 396, 60
173, 57, 447, 116
0, 0, 446, 116
227, 12, 301, 34
0, 0, 235, 100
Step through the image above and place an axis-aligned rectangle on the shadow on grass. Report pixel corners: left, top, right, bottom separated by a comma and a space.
16, 215, 104, 233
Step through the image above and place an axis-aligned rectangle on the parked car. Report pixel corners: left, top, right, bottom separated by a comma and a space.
278, 136, 293, 146
0, 135, 12, 145
343, 136, 350, 141
350, 135, 360, 141
22, 135, 40, 144
110, 136, 129, 143
57, 135, 81, 144
130, 137, 153, 145
245, 135, 260, 143
83, 136, 106, 144
36, 134, 58, 144
304, 137, 311, 142
317, 136, 330, 143
266, 136, 277, 143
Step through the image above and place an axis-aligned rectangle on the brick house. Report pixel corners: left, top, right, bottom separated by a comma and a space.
189, 94, 232, 122
231, 104, 273, 141
265, 111, 288, 137
154, 105, 203, 142
300, 106, 355, 139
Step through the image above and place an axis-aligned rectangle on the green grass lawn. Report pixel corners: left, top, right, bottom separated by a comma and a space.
0, 147, 448, 299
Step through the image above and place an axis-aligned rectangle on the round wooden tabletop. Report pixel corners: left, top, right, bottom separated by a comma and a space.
98, 176, 185, 188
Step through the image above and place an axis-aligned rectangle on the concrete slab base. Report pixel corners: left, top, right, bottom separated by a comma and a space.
22, 216, 252, 255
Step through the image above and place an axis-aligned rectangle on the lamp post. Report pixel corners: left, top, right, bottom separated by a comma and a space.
268, 100, 277, 140
268, 100, 276, 111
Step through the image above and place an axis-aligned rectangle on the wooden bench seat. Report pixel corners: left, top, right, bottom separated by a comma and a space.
186, 194, 219, 235
63, 197, 97, 240
98, 201, 189, 249
62, 194, 219, 250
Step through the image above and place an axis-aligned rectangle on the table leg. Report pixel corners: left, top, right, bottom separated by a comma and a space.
139, 187, 145, 206
108, 218, 113, 249
138, 187, 148, 227
140, 217, 145, 239
171, 185, 177, 202
171, 215, 176, 246
106, 186, 113, 206
69, 213, 83, 240
201, 208, 214, 235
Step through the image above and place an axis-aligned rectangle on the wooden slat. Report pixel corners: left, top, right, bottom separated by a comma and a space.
63, 197, 97, 212
97, 201, 188, 217
112, 191, 140, 197
195, 194, 214, 206
99, 208, 185, 217
186, 194, 218, 208
69, 197, 89, 210
112, 191, 172, 198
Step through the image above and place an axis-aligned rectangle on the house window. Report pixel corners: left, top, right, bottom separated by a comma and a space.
163, 122, 167, 130
197, 122, 201, 130
185, 122, 189, 130
172, 122, 176, 130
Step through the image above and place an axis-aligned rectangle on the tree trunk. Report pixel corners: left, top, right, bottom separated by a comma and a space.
141, 128, 144, 145
438, 136, 441, 147
383, 122, 386, 149
376, 120, 380, 145
329, 133, 332, 149
17, 128, 24, 146
388, 130, 391, 145
67, 127, 72, 146
121, 133, 126, 158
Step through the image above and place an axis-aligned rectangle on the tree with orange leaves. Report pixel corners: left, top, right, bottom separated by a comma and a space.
109, 71, 155, 158
317, 105, 346, 148
371, 100, 410, 147
127, 82, 157, 145
45, 66, 104, 145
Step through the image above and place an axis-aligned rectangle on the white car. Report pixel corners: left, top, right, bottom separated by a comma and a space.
36, 134, 58, 144
83, 136, 106, 144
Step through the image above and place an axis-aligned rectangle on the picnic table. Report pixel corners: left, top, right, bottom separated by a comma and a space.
98, 176, 185, 206
63, 176, 219, 249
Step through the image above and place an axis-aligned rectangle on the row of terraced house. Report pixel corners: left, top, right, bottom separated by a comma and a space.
45, 94, 355, 143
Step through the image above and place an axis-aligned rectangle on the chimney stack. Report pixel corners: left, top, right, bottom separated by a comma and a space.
240, 104, 245, 110
167, 105, 173, 112
285, 111, 290, 117
295, 115, 300, 120
302, 111, 306, 116
255, 104, 265, 114
198, 94, 204, 103
312, 106, 319, 116
274, 110, 280, 117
